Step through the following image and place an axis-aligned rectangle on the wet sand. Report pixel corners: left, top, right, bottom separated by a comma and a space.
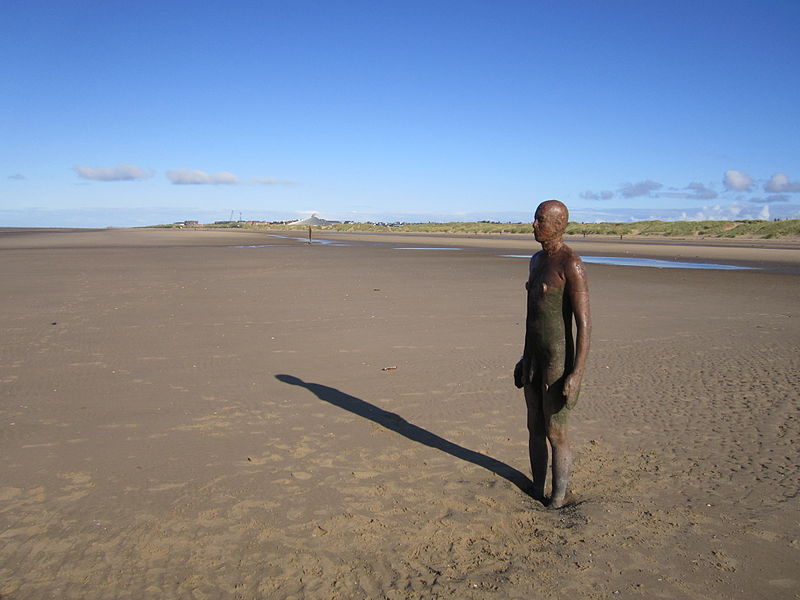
1, 228, 798, 599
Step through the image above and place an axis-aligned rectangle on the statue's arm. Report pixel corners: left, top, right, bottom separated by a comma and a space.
514, 253, 538, 388
563, 256, 591, 404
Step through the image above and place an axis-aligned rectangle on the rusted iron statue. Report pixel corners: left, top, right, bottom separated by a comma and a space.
515, 200, 591, 508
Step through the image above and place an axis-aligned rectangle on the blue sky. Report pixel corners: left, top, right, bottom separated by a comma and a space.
2, 0, 799, 227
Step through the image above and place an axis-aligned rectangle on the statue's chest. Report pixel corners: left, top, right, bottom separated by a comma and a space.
527, 266, 564, 300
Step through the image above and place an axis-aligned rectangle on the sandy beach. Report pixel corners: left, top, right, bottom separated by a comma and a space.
1, 227, 798, 599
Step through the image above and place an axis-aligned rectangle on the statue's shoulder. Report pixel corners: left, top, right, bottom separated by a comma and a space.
557, 242, 578, 261
561, 245, 588, 282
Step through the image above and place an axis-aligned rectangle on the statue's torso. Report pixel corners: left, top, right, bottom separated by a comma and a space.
526, 252, 574, 375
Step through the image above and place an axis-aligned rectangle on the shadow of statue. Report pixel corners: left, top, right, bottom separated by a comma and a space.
275, 374, 534, 497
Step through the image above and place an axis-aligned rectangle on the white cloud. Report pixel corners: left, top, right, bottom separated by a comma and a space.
166, 169, 240, 185
764, 172, 800, 193
73, 163, 153, 182
723, 169, 754, 191
618, 180, 663, 198
758, 205, 770, 220
212, 171, 239, 184
689, 202, 758, 220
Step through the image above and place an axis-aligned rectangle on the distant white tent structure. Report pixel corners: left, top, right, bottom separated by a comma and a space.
286, 213, 340, 226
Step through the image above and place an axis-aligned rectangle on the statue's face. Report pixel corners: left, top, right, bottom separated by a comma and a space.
533, 205, 564, 243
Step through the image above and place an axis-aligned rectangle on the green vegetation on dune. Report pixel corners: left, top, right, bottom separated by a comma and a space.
562, 219, 800, 238
321, 219, 800, 238
154, 219, 800, 239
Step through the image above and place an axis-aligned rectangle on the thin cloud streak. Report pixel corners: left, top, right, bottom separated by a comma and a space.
579, 190, 614, 201
253, 177, 295, 185
73, 163, 153, 182
658, 182, 718, 200
618, 180, 663, 198
749, 194, 790, 204
166, 169, 239, 185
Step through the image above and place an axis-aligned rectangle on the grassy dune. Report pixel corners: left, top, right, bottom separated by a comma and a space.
161, 219, 800, 239
565, 219, 800, 239
298, 219, 800, 239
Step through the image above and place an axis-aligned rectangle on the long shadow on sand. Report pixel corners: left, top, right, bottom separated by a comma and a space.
276, 374, 534, 497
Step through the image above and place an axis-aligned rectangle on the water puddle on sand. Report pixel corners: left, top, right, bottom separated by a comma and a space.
501, 255, 754, 270
266, 234, 343, 245
394, 247, 463, 251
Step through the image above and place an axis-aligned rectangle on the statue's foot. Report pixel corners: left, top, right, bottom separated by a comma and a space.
547, 492, 576, 510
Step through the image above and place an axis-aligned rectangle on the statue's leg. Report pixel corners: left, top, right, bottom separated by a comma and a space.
524, 381, 548, 501
543, 383, 573, 508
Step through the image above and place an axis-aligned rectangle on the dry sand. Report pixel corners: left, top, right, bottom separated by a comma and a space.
1, 228, 798, 599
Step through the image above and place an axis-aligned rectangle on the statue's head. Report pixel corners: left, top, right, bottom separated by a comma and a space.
533, 200, 568, 243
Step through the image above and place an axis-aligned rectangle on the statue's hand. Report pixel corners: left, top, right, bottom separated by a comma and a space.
563, 373, 581, 409
514, 359, 525, 389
